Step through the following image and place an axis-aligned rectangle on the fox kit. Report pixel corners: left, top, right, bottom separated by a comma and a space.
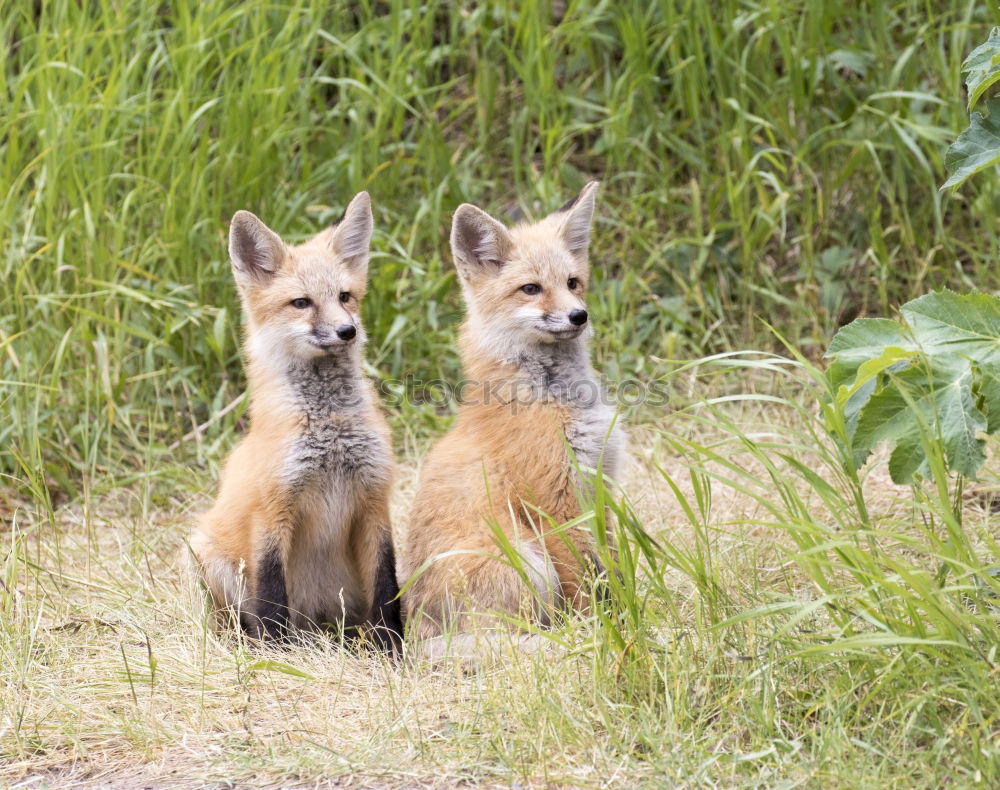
189, 192, 402, 651
402, 181, 625, 640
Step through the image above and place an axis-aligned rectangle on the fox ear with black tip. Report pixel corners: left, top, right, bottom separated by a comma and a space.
450, 203, 514, 281
555, 180, 599, 261
229, 211, 286, 287
329, 191, 374, 274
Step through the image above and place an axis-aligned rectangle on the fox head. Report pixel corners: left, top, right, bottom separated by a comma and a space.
228, 191, 373, 364
450, 181, 599, 362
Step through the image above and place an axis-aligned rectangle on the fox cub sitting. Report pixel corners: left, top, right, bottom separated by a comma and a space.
402, 181, 625, 639
189, 192, 402, 651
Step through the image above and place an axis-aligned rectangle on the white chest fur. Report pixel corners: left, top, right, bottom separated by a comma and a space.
564, 399, 625, 481
285, 482, 363, 626
520, 342, 626, 484
279, 391, 391, 626
280, 423, 391, 627
283, 417, 391, 492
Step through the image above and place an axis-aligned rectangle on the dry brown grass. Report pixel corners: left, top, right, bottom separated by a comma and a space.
2, 405, 997, 788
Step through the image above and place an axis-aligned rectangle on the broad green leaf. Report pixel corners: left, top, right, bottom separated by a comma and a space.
830, 346, 917, 441
962, 28, 1000, 111
826, 318, 913, 365
978, 362, 1000, 433
852, 357, 986, 483
901, 291, 1000, 363
887, 434, 923, 485
942, 98, 1000, 190
825, 291, 1000, 484
825, 319, 916, 429
831, 346, 916, 402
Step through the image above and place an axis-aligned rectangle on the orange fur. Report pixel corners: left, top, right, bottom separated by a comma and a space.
189, 193, 400, 647
402, 182, 626, 639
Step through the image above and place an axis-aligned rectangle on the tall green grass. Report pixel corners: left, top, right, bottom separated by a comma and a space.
425, 346, 1000, 783
3, 0, 1000, 493
527, 350, 998, 783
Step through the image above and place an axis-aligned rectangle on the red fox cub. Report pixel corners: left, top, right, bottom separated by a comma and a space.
401, 181, 625, 640
189, 192, 402, 651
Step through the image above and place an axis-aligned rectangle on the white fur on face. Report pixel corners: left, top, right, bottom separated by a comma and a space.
464, 306, 535, 363
513, 306, 580, 344
246, 323, 291, 366
245, 321, 315, 367
465, 301, 592, 363
315, 301, 360, 337
244, 301, 368, 368
453, 183, 599, 365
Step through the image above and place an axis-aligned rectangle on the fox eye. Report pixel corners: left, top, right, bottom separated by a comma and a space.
290, 298, 312, 309
520, 283, 542, 295
339, 291, 351, 303
567, 278, 579, 290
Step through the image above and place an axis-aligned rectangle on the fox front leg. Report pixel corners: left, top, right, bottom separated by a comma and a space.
366, 534, 403, 654
244, 543, 290, 642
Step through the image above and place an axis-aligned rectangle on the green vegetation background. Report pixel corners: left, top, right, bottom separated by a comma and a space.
5, 4, 1000, 786
2, 0, 999, 498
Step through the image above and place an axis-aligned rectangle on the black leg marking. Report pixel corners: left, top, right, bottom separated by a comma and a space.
367, 534, 403, 654
247, 545, 289, 642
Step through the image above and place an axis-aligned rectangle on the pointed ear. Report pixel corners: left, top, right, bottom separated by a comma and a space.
450, 203, 513, 279
229, 211, 285, 284
556, 180, 599, 260
329, 191, 374, 270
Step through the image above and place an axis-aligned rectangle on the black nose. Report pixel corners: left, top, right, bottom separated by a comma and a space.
336, 324, 357, 341
568, 309, 588, 326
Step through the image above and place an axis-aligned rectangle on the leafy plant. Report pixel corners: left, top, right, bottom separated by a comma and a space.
824, 290, 1000, 484
944, 28, 1000, 189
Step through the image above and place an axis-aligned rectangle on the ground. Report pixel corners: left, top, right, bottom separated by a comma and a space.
5, 400, 996, 789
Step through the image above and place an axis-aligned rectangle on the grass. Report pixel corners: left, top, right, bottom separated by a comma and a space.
2, 0, 1000, 786
3, 389, 998, 786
